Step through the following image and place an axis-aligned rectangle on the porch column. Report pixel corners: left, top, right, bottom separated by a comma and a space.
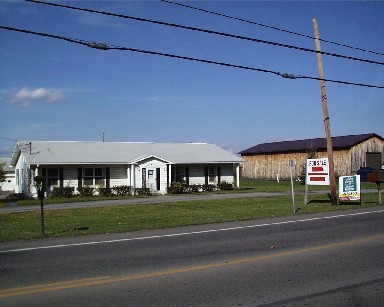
168, 164, 172, 186
33, 166, 39, 197
236, 164, 240, 189
130, 164, 135, 196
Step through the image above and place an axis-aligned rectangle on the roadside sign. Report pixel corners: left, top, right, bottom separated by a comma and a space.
306, 158, 330, 186
339, 175, 361, 203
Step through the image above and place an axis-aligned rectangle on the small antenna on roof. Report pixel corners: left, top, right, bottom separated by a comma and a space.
102, 130, 105, 142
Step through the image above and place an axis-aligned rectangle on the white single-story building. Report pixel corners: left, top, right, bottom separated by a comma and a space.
10, 141, 243, 197
0, 158, 16, 192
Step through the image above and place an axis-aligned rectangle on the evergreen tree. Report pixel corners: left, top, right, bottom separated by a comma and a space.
299, 147, 318, 184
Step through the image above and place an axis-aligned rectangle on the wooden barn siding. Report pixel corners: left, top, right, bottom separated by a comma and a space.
241, 137, 384, 180
350, 137, 384, 172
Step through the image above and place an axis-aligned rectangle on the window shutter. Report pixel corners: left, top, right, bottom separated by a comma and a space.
106, 167, 110, 189
185, 167, 189, 186
217, 166, 221, 184
78, 168, 82, 188
59, 168, 64, 188
156, 168, 161, 191
204, 166, 208, 185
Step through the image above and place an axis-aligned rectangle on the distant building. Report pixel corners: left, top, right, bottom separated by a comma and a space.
0, 158, 16, 192
239, 133, 384, 180
11, 141, 243, 197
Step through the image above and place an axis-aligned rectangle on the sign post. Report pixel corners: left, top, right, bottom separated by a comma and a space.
34, 176, 46, 239
305, 158, 330, 204
289, 160, 296, 213
339, 175, 361, 205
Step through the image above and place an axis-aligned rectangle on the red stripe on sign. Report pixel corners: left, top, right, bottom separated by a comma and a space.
308, 173, 328, 176
312, 167, 324, 172
310, 177, 326, 181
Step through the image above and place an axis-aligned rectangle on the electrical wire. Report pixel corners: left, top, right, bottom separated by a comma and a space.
26, 0, 384, 66
160, 0, 384, 57
0, 25, 90, 47
0, 136, 18, 142
1, 25, 383, 89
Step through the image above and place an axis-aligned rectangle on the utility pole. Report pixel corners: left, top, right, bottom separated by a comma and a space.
313, 18, 337, 206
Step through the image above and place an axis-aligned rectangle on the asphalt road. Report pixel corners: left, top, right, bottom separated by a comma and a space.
1, 206, 384, 306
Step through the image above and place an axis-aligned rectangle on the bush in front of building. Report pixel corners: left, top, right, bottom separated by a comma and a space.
167, 181, 233, 194
97, 187, 113, 197
167, 182, 186, 194
201, 184, 217, 192
135, 188, 151, 196
186, 184, 201, 194
77, 187, 95, 197
112, 185, 132, 196
50, 187, 76, 198
217, 181, 233, 191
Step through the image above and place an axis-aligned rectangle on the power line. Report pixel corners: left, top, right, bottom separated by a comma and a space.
0, 136, 18, 143
1, 25, 383, 89
26, 0, 384, 66
0, 25, 90, 47
160, 0, 384, 57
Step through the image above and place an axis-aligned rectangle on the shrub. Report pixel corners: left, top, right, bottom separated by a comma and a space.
217, 181, 233, 191
135, 188, 151, 196
50, 187, 75, 198
77, 187, 94, 197
167, 182, 186, 194
201, 184, 216, 192
186, 184, 201, 194
97, 187, 113, 197
112, 185, 132, 196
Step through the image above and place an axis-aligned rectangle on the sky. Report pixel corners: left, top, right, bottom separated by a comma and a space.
0, 0, 383, 157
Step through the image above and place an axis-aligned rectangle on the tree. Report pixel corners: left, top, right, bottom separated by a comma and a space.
0, 163, 6, 191
299, 147, 318, 184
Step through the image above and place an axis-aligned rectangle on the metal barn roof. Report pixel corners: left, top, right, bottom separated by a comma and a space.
239, 133, 383, 155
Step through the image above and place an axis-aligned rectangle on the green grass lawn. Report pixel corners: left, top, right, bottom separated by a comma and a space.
0, 180, 382, 243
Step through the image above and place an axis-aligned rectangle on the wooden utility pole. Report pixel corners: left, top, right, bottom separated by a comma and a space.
312, 18, 337, 206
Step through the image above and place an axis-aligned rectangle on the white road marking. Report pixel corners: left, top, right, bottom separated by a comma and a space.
1, 209, 383, 253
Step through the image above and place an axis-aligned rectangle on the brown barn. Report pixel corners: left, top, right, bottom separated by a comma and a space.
239, 133, 384, 181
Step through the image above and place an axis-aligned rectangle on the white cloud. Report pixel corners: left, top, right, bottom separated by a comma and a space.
12, 87, 65, 107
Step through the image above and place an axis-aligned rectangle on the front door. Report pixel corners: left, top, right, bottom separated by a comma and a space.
147, 168, 160, 193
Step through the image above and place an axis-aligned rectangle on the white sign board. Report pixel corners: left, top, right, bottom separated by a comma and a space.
339, 175, 360, 202
306, 158, 330, 186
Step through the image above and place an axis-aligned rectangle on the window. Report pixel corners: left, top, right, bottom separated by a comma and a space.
83, 168, 104, 186
94, 168, 103, 185
47, 168, 59, 187
209, 166, 216, 183
175, 167, 185, 183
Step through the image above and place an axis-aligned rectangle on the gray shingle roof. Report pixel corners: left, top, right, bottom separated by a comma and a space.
239, 133, 383, 155
12, 141, 243, 165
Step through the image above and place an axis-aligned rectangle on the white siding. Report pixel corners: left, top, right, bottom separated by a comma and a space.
189, 166, 204, 185
15, 153, 30, 195
63, 168, 79, 189
136, 158, 168, 194
110, 166, 129, 187
186, 164, 235, 185
220, 164, 235, 184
